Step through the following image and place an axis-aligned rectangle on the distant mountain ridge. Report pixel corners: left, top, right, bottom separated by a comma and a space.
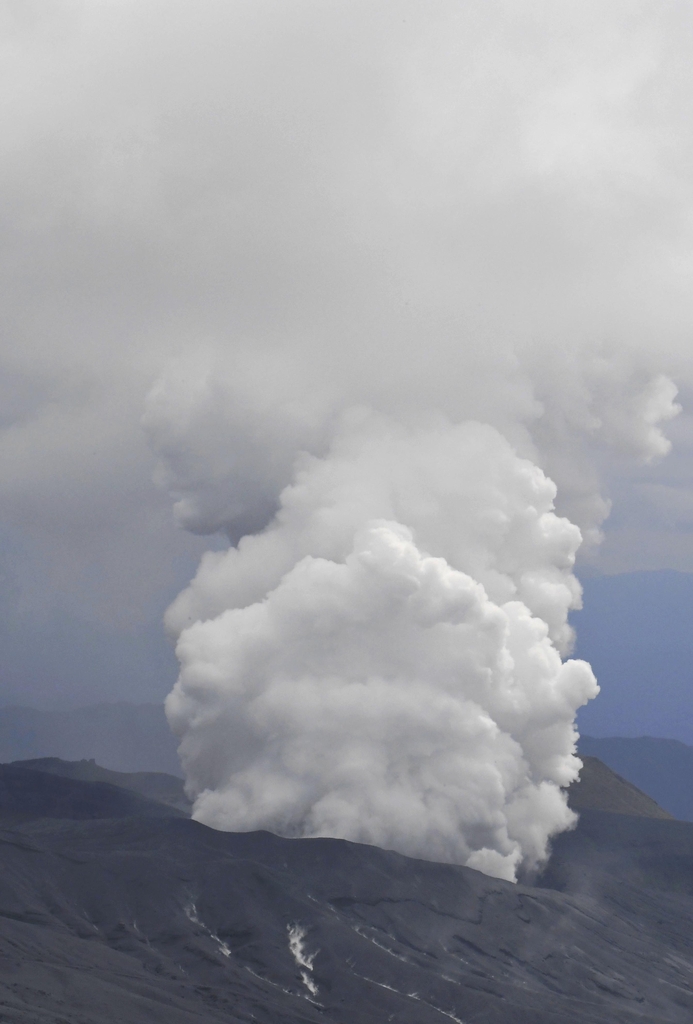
568, 755, 673, 819
6, 753, 671, 823
0, 764, 187, 824
0, 702, 181, 774
1, 751, 672, 826
2, 702, 688, 819
11, 757, 192, 813
578, 735, 693, 821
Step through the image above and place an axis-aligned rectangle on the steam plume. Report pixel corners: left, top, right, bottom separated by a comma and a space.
152, 364, 677, 882
158, 405, 644, 881
132, 3, 685, 881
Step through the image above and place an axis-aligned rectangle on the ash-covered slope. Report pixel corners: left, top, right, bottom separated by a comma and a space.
540, 807, 693, 898
1, 804, 693, 1023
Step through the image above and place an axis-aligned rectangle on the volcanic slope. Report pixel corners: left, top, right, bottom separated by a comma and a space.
0, 763, 188, 824
579, 735, 693, 821
10, 757, 191, 813
567, 754, 673, 818
1, 782, 693, 1022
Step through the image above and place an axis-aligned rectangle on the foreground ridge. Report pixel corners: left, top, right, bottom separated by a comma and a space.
0, 804, 692, 1023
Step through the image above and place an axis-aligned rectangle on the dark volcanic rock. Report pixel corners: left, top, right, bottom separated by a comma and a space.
1, 810, 693, 1022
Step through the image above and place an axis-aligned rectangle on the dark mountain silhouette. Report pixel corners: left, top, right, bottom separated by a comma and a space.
2, 752, 672, 824
579, 734, 693, 821
11, 756, 191, 813
568, 754, 673, 818
0, 764, 187, 824
5, 701, 687, 824
7, 752, 672, 822
0, 758, 692, 1021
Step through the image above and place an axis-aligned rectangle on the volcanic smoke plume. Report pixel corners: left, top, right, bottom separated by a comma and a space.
132, 2, 684, 881
153, 396, 656, 881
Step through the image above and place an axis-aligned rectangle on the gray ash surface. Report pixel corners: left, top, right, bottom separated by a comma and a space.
0, 764, 692, 1022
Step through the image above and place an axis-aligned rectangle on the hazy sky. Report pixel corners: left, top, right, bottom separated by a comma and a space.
2, 1, 693, 718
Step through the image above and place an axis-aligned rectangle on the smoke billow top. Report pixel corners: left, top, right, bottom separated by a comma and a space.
130, 2, 686, 880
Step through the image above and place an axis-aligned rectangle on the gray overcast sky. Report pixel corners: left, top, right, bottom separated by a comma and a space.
2, 1, 693, 712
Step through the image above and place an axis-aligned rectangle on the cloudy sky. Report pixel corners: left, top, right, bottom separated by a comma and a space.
2, 0, 693, 733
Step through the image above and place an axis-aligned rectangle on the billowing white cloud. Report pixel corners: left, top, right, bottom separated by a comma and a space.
166, 417, 597, 880
0, 2, 691, 857
0, 0, 690, 626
